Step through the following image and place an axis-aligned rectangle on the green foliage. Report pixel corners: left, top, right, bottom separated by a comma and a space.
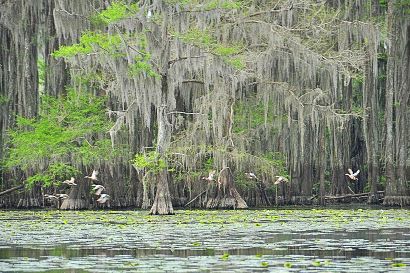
226, 57, 245, 70
397, 0, 410, 14
52, 31, 122, 58
26, 173, 52, 189
391, 263, 406, 267
128, 34, 159, 78
92, 1, 139, 25
5, 89, 113, 170
133, 151, 167, 174
352, 73, 364, 85
25, 163, 79, 189
175, 28, 245, 69
178, 28, 216, 47
205, 0, 242, 10
164, 0, 192, 5
233, 101, 284, 133
311, 260, 322, 267
0, 95, 8, 105
284, 262, 293, 268
377, 52, 388, 61
213, 44, 242, 56
220, 253, 230, 260
262, 152, 288, 176
204, 157, 214, 171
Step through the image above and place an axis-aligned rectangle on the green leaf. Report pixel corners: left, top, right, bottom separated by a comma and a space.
92, 2, 139, 25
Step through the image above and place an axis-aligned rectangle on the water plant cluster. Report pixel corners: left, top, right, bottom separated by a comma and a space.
0, 209, 409, 271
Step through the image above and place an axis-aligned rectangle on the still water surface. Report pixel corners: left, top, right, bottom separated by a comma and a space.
0, 208, 409, 272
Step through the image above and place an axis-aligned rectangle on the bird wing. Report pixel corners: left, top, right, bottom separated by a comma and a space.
353, 169, 360, 177
57, 194, 68, 199
348, 168, 353, 175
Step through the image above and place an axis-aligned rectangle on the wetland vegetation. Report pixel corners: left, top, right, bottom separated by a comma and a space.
0, 208, 409, 272
1, 0, 410, 270
0, 0, 409, 213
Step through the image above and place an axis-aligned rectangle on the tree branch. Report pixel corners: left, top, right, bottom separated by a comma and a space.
0, 185, 24, 197
167, 111, 204, 116
168, 55, 206, 66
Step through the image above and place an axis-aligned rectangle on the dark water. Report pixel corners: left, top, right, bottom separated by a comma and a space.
0, 209, 409, 272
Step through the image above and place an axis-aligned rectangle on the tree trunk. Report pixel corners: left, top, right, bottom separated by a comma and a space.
60, 179, 92, 210
363, 27, 380, 204
205, 167, 247, 209
17, 186, 41, 208
150, 88, 174, 214
148, 10, 175, 215
383, 0, 410, 206
141, 172, 153, 209
330, 122, 350, 196
319, 126, 326, 204
149, 113, 174, 214
150, 169, 174, 215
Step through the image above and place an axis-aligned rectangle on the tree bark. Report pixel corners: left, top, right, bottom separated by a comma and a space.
383, 0, 410, 206
0, 185, 24, 197
205, 167, 248, 209
150, 169, 174, 215
319, 126, 326, 204
60, 179, 92, 210
150, 86, 174, 214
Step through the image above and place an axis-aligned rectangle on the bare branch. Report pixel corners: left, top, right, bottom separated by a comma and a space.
168, 55, 206, 66
167, 111, 204, 116
54, 9, 89, 19
182, 79, 204, 84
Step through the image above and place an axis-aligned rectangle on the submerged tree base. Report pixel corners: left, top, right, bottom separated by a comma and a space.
60, 180, 92, 210
367, 193, 382, 204
383, 196, 410, 207
60, 198, 89, 210
291, 196, 313, 205
150, 170, 174, 215
17, 187, 42, 208
17, 198, 41, 208
205, 167, 248, 209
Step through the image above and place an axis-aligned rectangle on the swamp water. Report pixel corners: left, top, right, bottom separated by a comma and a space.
0, 209, 409, 272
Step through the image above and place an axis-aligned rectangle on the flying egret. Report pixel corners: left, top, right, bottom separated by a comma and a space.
274, 176, 289, 185
97, 194, 110, 204
345, 168, 360, 181
245, 172, 258, 180
85, 170, 98, 181
56, 194, 69, 199
92, 184, 105, 195
201, 170, 216, 182
62, 177, 77, 186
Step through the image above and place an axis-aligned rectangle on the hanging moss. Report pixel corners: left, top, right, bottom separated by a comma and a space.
1, 0, 408, 209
